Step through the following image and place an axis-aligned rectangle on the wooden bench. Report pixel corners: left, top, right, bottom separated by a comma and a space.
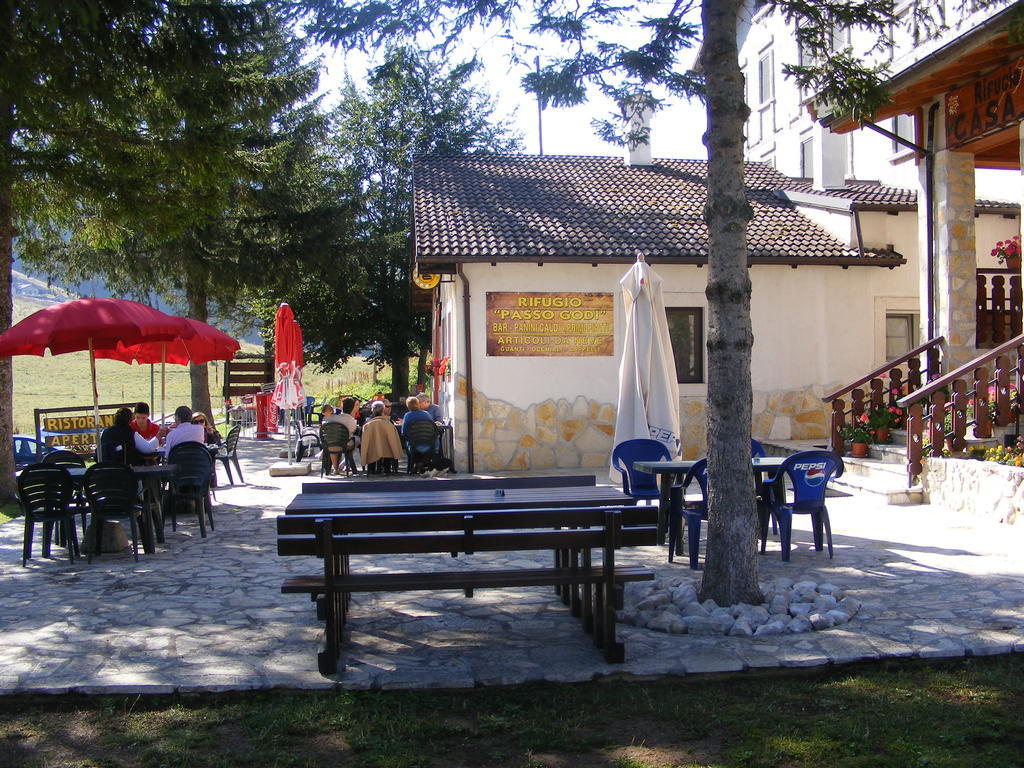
278, 504, 656, 674
300, 474, 598, 494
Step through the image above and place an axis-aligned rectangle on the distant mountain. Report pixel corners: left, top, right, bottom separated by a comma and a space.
10, 259, 262, 343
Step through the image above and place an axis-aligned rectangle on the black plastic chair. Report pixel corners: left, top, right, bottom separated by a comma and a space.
319, 422, 353, 477
82, 462, 143, 563
18, 463, 79, 566
165, 442, 215, 537
215, 424, 244, 485
42, 449, 88, 535
403, 419, 438, 474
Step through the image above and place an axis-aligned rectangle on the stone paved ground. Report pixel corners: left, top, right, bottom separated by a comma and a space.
1, 435, 1022, 693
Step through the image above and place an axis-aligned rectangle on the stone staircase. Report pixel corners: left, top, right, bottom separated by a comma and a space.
762, 434, 925, 505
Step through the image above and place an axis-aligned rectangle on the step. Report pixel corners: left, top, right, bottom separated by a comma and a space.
762, 438, 924, 505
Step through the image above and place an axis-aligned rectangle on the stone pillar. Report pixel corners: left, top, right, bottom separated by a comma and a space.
920, 140, 977, 371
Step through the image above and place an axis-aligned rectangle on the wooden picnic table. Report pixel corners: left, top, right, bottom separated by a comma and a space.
284, 484, 635, 516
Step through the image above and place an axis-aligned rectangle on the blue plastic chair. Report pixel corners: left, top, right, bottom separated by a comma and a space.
669, 441, 772, 568
611, 439, 671, 502
668, 458, 707, 569
760, 450, 844, 562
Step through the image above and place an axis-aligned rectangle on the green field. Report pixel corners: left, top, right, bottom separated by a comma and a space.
9, 296, 396, 433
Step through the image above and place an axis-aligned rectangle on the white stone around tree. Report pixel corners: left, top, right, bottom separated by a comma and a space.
788, 617, 812, 633
809, 612, 834, 630
636, 593, 671, 611
813, 594, 838, 612
682, 601, 709, 618
789, 602, 813, 617
729, 619, 754, 637
754, 620, 787, 636
826, 609, 851, 625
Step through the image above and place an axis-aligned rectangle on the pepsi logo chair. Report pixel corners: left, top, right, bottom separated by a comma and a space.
611, 439, 671, 503
760, 450, 844, 562
750, 439, 766, 458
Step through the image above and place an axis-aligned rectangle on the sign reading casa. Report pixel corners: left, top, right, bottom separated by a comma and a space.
946, 58, 1024, 149
486, 292, 613, 356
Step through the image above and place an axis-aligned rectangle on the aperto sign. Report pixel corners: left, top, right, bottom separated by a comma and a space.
945, 58, 1024, 149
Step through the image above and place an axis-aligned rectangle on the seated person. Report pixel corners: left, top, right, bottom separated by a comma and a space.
400, 395, 434, 437
131, 402, 160, 441
417, 394, 443, 423
191, 412, 223, 446
361, 401, 403, 473
161, 405, 207, 452
100, 407, 158, 465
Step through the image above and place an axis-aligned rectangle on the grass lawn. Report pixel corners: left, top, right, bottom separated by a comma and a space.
0, 656, 1021, 767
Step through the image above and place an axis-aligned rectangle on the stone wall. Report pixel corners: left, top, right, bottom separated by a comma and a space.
454, 375, 616, 470
923, 457, 1022, 525
453, 376, 833, 470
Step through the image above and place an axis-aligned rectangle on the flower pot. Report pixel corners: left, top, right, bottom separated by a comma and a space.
850, 441, 869, 458
1005, 256, 1021, 270
873, 428, 889, 444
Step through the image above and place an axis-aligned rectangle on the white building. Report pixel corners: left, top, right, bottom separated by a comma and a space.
411, 1, 1024, 473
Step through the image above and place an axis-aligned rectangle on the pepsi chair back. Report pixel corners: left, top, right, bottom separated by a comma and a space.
750, 439, 767, 458
767, 450, 844, 510
611, 439, 671, 500
762, 450, 844, 561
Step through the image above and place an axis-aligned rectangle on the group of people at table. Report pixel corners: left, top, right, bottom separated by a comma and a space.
318, 394, 443, 476
99, 402, 222, 466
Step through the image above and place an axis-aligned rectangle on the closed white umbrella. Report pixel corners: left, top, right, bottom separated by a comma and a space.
611, 254, 681, 480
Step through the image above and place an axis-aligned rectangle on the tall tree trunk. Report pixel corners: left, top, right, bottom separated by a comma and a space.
0, 174, 15, 502
186, 281, 214, 420
0, 92, 16, 501
415, 345, 427, 392
698, 0, 762, 606
392, 354, 409, 399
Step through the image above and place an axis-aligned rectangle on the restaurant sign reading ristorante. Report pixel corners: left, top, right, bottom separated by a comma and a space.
486, 292, 613, 356
946, 57, 1024, 149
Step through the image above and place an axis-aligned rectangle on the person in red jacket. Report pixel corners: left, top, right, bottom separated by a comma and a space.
130, 402, 160, 441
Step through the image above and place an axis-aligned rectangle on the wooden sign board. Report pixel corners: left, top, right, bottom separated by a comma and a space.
485, 292, 614, 356
945, 57, 1024, 149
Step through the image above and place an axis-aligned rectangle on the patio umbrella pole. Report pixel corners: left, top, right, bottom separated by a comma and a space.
89, 337, 101, 460
160, 342, 166, 426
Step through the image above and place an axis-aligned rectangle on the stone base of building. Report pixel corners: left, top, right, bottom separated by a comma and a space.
452, 376, 833, 472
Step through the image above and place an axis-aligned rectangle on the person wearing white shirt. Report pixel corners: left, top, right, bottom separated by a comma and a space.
162, 405, 207, 453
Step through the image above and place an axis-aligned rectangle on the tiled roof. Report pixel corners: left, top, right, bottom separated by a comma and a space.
781, 180, 1018, 211
412, 154, 901, 263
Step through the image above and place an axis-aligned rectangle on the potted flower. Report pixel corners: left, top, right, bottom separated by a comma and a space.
840, 424, 872, 457
991, 234, 1021, 270
866, 407, 899, 443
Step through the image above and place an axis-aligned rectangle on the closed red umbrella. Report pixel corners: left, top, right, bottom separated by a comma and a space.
0, 298, 195, 454
271, 303, 305, 461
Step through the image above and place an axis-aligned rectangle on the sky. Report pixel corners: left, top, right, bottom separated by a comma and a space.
315, 5, 710, 161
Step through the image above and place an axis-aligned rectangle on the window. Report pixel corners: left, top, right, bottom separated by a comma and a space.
891, 114, 915, 153
800, 137, 814, 178
885, 313, 919, 360
667, 308, 704, 384
757, 52, 774, 104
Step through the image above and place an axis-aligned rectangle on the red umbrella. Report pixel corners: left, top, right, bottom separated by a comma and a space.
93, 317, 240, 422
271, 303, 305, 461
0, 298, 195, 452
94, 318, 240, 365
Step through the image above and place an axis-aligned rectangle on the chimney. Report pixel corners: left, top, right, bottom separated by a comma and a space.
813, 123, 847, 190
624, 98, 653, 166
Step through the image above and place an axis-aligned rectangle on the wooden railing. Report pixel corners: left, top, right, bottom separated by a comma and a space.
822, 337, 945, 456
897, 333, 1024, 483
976, 269, 1022, 348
